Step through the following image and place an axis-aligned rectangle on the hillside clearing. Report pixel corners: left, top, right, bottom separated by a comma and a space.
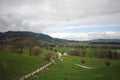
28, 56, 120, 80
0, 48, 55, 80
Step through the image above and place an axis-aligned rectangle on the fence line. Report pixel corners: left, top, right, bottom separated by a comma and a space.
18, 60, 55, 80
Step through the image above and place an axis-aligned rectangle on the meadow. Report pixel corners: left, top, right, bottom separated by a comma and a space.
0, 46, 120, 80
0, 48, 55, 80
28, 56, 120, 80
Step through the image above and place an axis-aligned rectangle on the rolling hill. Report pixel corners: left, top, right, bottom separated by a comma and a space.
0, 31, 119, 45
0, 31, 52, 41
0, 31, 71, 52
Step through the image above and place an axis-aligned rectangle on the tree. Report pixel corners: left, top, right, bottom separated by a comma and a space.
113, 51, 119, 59
22, 38, 39, 56
81, 49, 86, 57
1, 37, 24, 54
45, 53, 52, 61
69, 50, 80, 56
108, 50, 112, 59
80, 58, 85, 64
104, 59, 111, 67
31, 47, 41, 56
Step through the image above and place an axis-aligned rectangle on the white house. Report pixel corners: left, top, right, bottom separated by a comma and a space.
57, 52, 62, 58
63, 53, 68, 56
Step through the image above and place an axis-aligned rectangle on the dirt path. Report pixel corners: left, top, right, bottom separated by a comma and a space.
75, 64, 92, 69
18, 60, 55, 80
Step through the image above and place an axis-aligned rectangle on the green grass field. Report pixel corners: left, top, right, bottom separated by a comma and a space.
28, 56, 120, 80
53, 47, 71, 53
0, 48, 55, 80
53, 47, 119, 58
0, 48, 120, 80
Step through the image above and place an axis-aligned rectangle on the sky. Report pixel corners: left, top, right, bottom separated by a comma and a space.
0, 0, 120, 41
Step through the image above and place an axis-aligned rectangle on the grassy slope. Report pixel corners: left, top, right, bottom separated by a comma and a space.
53, 47, 71, 53
29, 56, 120, 80
74, 48, 119, 58
0, 48, 55, 80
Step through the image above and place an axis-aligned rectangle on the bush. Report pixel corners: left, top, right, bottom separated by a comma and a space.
108, 50, 113, 59
69, 50, 80, 56
113, 51, 119, 59
45, 53, 52, 61
99, 49, 107, 58
80, 58, 85, 64
31, 47, 41, 56
104, 59, 111, 67
54, 49, 57, 52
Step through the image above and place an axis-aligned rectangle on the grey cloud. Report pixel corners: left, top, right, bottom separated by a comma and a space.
0, 0, 120, 19
0, 14, 29, 32
0, 0, 120, 40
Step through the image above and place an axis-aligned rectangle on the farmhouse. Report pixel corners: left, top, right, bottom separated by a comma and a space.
57, 52, 62, 58
63, 53, 68, 56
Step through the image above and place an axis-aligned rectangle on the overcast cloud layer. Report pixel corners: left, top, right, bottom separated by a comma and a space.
0, 0, 120, 40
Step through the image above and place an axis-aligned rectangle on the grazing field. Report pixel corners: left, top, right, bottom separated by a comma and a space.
28, 56, 120, 80
0, 48, 55, 80
53, 47, 120, 59
53, 47, 72, 53
0, 47, 120, 80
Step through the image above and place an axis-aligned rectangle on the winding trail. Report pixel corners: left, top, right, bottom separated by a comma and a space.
75, 64, 92, 69
18, 60, 55, 80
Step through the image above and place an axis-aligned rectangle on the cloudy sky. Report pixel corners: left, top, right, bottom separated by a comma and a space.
0, 0, 120, 40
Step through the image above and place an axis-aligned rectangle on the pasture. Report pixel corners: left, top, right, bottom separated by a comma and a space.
0, 47, 120, 80
0, 48, 55, 80
28, 56, 120, 80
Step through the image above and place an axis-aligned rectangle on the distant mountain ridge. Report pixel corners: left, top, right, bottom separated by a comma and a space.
0, 31, 70, 45
0, 31, 53, 41
89, 39, 120, 44
0, 31, 120, 43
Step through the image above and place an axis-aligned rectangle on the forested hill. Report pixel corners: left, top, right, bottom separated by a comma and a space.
0, 31, 69, 46
0, 31, 53, 41
0, 31, 119, 44
89, 39, 120, 44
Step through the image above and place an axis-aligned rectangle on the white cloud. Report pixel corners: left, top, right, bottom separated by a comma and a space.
0, 0, 120, 40
49, 31, 120, 41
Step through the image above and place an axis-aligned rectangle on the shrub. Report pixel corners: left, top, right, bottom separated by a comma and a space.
108, 50, 113, 59
80, 49, 86, 57
45, 53, 52, 61
104, 59, 111, 67
31, 47, 41, 56
113, 51, 119, 59
99, 49, 107, 58
49, 47, 53, 51
69, 50, 80, 56
80, 58, 85, 64
54, 49, 57, 52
